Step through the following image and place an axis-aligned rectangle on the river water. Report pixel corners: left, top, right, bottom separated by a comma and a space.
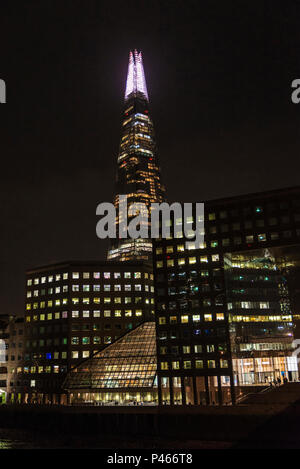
0, 428, 232, 449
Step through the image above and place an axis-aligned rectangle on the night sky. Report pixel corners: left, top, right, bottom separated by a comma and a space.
1, 0, 300, 313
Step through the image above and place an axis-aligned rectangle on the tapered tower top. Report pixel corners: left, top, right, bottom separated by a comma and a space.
124, 49, 149, 102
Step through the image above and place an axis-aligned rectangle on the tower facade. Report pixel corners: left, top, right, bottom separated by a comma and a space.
107, 50, 166, 261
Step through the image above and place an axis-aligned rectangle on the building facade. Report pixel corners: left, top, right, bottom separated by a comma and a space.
107, 50, 165, 262
153, 186, 300, 405
0, 315, 24, 404
20, 260, 154, 404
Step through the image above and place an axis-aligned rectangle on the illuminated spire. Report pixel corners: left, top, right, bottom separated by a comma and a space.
124, 49, 149, 101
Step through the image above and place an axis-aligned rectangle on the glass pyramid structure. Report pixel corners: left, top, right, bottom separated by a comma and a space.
64, 322, 157, 395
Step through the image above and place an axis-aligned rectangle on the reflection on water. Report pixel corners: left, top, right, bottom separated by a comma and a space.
0, 429, 49, 449
0, 439, 28, 449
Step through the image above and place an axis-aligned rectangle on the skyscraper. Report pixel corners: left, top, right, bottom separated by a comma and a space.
107, 50, 166, 262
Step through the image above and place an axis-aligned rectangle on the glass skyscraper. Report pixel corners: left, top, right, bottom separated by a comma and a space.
107, 50, 165, 262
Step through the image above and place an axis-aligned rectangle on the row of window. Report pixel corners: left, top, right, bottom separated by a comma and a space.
160, 359, 229, 370
24, 349, 110, 361
25, 334, 116, 348
26, 284, 154, 297
25, 309, 150, 322
158, 313, 225, 325
27, 271, 151, 286
206, 201, 300, 220
160, 343, 227, 354
156, 255, 220, 268
26, 297, 154, 310
155, 230, 300, 258
157, 297, 224, 309
156, 269, 222, 283
207, 213, 300, 225
158, 328, 227, 339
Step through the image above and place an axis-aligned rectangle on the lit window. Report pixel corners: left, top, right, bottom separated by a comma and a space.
195, 360, 203, 369
220, 359, 228, 368
189, 257, 196, 264
204, 314, 212, 321
160, 362, 168, 370
258, 233, 266, 242
192, 314, 201, 322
